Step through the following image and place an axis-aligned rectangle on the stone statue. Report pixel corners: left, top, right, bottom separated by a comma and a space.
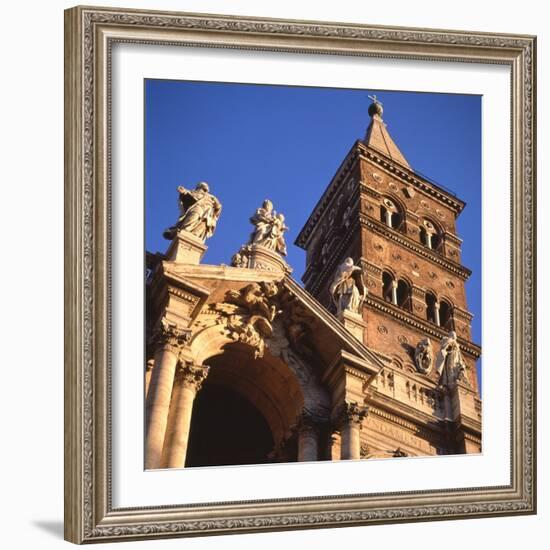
329, 258, 367, 316
414, 338, 433, 375
435, 331, 468, 387
250, 200, 274, 244
248, 200, 289, 256
163, 181, 222, 241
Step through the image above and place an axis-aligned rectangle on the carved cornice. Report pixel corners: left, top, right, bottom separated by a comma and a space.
360, 215, 472, 280
177, 362, 209, 392
368, 406, 442, 439
365, 295, 481, 358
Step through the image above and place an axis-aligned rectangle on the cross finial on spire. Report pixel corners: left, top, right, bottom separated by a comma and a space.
368, 94, 384, 118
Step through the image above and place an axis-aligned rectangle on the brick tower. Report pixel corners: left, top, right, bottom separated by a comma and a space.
295, 97, 481, 457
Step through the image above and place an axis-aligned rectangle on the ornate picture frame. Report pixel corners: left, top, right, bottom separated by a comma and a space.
64, 5, 536, 544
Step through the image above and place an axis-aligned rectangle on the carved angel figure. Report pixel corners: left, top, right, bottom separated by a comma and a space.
329, 258, 367, 316
163, 181, 222, 241
435, 331, 468, 387
414, 338, 433, 374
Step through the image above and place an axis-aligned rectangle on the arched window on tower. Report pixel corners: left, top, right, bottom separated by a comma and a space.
439, 300, 454, 331
380, 198, 404, 232
419, 219, 443, 252
382, 271, 395, 304
425, 292, 438, 324
396, 279, 412, 311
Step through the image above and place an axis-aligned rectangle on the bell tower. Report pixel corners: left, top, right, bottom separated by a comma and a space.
295, 97, 482, 456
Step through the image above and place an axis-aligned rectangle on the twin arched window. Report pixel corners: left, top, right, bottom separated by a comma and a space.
419, 219, 443, 252
425, 291, 454, 329
380, 198, 404, 232
382, 271, 411, 311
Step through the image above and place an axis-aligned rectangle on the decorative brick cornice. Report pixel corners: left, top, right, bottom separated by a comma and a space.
359, 214, 472, 280
357, 144, 466, 214
365, 295, 481, 359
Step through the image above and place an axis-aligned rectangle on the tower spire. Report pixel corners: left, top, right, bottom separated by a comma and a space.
363, 96, 411, 169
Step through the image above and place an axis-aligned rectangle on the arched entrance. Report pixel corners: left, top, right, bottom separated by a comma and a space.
186, 383, 275, 467
184, 342, 306, 467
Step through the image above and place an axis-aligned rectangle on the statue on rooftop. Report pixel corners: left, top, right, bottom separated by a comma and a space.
163, 181, 222, 242
248, 200, 289, 256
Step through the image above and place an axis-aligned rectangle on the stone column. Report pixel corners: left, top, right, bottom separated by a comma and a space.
145, 358, 154, 399
384, 209, 393, 228
391, 280, 398, 305
162, 362, 209, 469
296, 412, 321, 462
425, 231, 433, 249
434, 301, 441, 326
339, 402, 369, 460
145, 322, 190, 469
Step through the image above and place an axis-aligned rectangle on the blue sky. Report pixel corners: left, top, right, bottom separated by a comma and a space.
145, 79, 482, 364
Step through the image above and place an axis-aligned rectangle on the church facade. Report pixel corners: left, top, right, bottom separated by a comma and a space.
144, 98, 482, 470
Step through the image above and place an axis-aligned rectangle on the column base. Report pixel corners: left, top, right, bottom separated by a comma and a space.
165, 230, 207, 264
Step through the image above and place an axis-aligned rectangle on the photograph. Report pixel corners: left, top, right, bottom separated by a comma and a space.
63, 6, 536, 542
144, 80, 482, 470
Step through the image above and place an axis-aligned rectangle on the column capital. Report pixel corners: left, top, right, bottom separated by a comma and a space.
296, 410, 328, 435
177, 362, 209, 392
335, 401, 369, 428
150, 319, 192, 354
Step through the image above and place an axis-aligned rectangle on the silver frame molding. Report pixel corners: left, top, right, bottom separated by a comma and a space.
64, 5, 536, 544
